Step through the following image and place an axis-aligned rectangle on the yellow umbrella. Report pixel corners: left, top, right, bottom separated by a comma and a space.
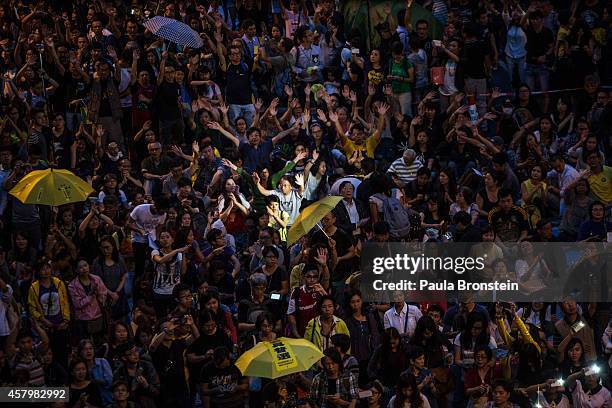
9, 168, 94, 206
287, 195, 342, 246
235, 337, 323, 379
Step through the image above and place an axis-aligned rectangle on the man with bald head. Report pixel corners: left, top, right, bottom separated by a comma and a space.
386, 148, 423, 187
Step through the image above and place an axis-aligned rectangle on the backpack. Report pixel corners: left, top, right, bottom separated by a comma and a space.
240, 298, 270, 324
376, 194, 412, 239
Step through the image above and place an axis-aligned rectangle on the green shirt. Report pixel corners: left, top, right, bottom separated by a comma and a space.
390, 58, 413, 94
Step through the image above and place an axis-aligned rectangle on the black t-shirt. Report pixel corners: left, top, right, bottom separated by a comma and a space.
68, 382, 103, 408
461, 39, 487, 79
186, 330, 233, 384
199, 362, 245, 408
98, 79, 113, 117
225, 62, 252, 105
52, 128, 75, 170
154, 81, 181, 120
488, 206, 529, 242
526, 27, 554, 64
151, 340, 189, 391
62, 73, 90, 113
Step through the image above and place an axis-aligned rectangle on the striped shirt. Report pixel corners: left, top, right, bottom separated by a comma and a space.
387, 157, 423, 186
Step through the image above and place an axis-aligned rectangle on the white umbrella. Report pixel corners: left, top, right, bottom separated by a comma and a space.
330, 176, 361, 196
143, 16, 203, 49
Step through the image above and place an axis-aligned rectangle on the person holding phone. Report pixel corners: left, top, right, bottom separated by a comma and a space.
310, 347, 358, 408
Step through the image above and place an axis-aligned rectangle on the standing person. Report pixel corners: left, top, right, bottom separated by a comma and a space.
89, 57, 124, 147
525, 10, 554, 113
127, 196, 169, 278
218, 44, 255, 126
27, 262, 70, 368
112, 340, 161, 408
343, 289, 381, 387
388, 41, 414, 117
383, 291, 423, 341
304, 295, 350, 352
68, 259, 110, 345
150, 316, 200, 407
199, 346, 248, 408
309, 348, 359, 408
154, 50, 183, 146
287, 263, 328, 338
150, 229, 189, 318
461, 23, 489, 116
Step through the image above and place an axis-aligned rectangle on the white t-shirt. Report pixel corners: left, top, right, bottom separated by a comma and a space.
151, 249, 183, 295
0, 285, 14, 336
130, 204, 167, 244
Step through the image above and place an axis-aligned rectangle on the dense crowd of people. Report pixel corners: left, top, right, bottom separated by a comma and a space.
0, 0, 611, 407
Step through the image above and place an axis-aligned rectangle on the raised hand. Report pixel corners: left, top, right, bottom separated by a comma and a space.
254, 98, 264, 112
328, 110, 338, 123
454, 92, 465, 104
305, 83, 312, 96
349, 90, 357, 103
284, 84, 293, 98
368, 83, 376, 96
133, 48, 141, 61
312, 150, 320, 162
377, 103, 390, 116
219, 103, 229, 115
316, 108, 327, 122
303, 108, 311, 124
491, 87, 501, 99
252, 171, 261, 184
294, 173, 304, 187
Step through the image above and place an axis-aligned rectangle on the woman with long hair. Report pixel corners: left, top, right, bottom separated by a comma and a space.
91, 236, 129, 321
200, 290, 237, 344
343, 289, 381, 387
388, 372, 431, 408
302, 155, 329, 205
367, 327, 410, 390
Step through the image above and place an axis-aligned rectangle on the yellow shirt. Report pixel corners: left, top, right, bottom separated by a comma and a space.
588, 166, 612, 204
343, 135, 380, 159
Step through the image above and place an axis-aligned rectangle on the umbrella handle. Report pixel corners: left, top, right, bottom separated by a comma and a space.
316, 223, 331, 239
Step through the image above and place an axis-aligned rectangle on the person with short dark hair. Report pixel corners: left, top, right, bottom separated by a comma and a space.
487, 188, 529, 242
310, 347, 358, 408
199, 346, 248, 408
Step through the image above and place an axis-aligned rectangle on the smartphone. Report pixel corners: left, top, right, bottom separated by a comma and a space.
358, 390, 373, 398
571, 321, 586, 333
585, 364, 601, 376
254, 45, 259, 55
433, 40, 442, 47
88, 197, 98, 206
270, 293, 281, 300
552, 379, 564, 388
351, 48, 360, 54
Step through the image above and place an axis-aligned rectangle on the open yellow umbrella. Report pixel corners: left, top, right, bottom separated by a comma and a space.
235, 337, 323, 379
287, 195, 342, 246
9, 168, 94, 206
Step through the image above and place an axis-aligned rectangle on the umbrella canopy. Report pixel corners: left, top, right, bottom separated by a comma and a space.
235, 337, 323, 379
9, 168, 94, 206
287, 195, 342, 246
143, 16, 203, 49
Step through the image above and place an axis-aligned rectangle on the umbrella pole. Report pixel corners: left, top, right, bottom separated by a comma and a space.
316, 223, 331, 239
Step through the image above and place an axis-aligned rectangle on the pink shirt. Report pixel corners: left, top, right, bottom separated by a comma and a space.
68, 274, 108, 321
